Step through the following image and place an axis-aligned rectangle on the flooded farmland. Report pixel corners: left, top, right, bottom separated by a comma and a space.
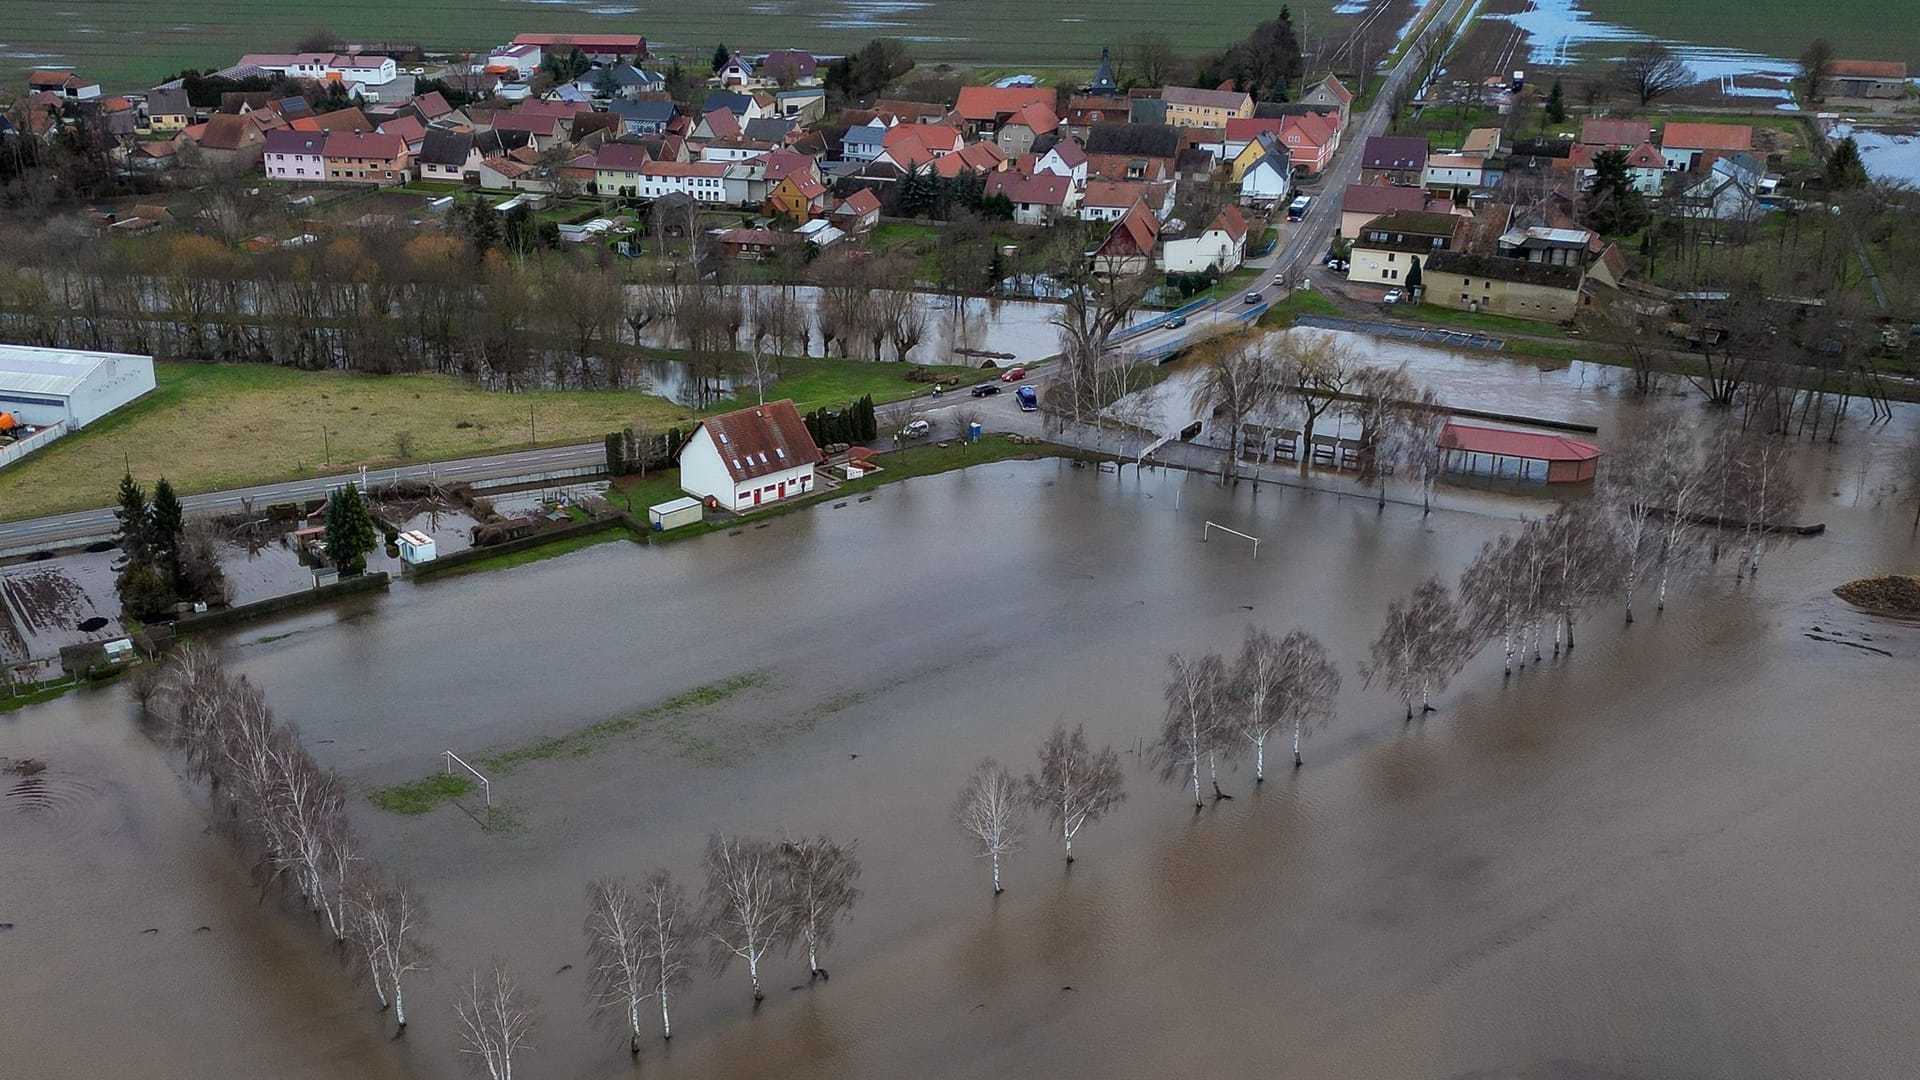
5, 355, 1920, 1079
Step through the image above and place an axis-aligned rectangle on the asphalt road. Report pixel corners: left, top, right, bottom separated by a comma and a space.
0, 0, 1468, 553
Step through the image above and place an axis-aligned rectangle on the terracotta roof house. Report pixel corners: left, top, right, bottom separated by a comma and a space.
412, 91, 455, 122
379, 114, 427, 152
1660, 122, 1753, 172
28, 70, 101, 100
182, 113, 266, 170
322, 129, 410, 184
1579, 118, 1651, 149
1161, 204, 1249, 274
954, 86, 1054, 137
1300, 74, 1352, 128
1080, 179, 1157, 222
1066, 94, 1130, 137
313, 108, 374, 134
1279, 111, 1339, 175
831, 188, 883, 232
984, 171, 1075, 224
994, 101, 1059, 156
1360, 135, 1429, 182
1089, 201, 1160, 276
594, 142, 653, 195
1339, 182, 1440, 238
936, 139, 1008, 178
677, 399, 821, 511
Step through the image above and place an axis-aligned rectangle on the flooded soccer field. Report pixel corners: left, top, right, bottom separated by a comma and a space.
5, 377, 1920, 1079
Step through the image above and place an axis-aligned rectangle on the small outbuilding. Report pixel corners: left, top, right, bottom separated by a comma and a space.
396, 530, 438, 564
648, 496, 704, 531
0, 344, 156, 430
1439, 423, 1601, 484
677, 399, 822, 511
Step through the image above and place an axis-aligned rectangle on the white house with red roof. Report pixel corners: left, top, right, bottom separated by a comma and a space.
984, 171, 1076, 224
27, 70, 100, 100
954, 86, 1053, 138
1034, 140, 1088, 188
677, 399, 821, 511
1280, 112, 1339, 175
1160, 205, 1250, 273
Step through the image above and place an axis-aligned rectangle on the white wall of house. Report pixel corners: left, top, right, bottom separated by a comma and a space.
1423, 162, 1483, 187
639, 171, 731, 201
264, 150, 325, 181
678, 429, 816, 511
1160, 229, 1244, 273
1346, 246, 1426, 286
1034, 149, 1087, 188
1239, 160, 1291, 206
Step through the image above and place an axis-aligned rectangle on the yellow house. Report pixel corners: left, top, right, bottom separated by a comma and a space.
1423, 252, 1585, 322
1159, 86, 1252, 130
143, 87, 193, 134
765, 173, 829, 220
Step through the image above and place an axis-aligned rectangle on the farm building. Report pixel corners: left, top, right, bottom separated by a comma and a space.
1820, 60, 1908, 99
0, 344, 156, 430
677, 399, 821, 511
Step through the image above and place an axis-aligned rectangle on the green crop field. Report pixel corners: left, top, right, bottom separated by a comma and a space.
1580, 1, 1916, 68
6, 0, 1316, 92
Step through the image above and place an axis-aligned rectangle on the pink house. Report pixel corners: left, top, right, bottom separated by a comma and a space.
262, 129, 326, 181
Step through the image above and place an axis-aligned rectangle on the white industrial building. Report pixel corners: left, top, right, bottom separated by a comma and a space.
677, 399, 821, 512
0, 344, 156, 430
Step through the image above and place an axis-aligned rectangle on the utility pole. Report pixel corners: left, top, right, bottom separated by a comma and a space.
529, 405, 536, 444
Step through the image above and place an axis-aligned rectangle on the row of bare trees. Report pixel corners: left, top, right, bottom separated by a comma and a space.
153, 646, 429, 1030
956, 722, 1128, 892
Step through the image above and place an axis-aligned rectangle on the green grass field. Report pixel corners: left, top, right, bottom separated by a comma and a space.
6, 0, 1321, 92
1581, 0, 1919, 69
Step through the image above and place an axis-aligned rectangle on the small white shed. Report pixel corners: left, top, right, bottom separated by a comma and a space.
396, 530, 438, 564
649, 496, 704, 531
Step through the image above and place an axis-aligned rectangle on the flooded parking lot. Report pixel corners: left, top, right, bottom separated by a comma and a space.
5, 365, 1920, 1079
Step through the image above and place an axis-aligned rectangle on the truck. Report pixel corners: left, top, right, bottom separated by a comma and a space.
1016, 385, 1038, 411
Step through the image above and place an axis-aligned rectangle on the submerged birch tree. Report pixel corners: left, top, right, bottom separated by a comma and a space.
701, 834, 785, 1003
956, 758, 1024, 894
584, 877, 652, 1055
777, 835, 863, 981
1024, 722, 1126, 862
346, 867, 430, 1033
453, 959, 537, 1080
1157, 652, 1227, 809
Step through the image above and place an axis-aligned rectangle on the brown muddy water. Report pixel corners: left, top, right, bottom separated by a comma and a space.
5, 383, 1919, 1080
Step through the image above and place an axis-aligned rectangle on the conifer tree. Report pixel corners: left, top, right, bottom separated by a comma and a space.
324, 484, 378, 576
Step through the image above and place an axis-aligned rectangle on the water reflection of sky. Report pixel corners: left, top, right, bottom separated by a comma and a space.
1830, 123, 1920, 185
1490, 0, 1796, 99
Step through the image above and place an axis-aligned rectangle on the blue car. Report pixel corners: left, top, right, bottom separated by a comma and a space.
1017, 385, 1038, 411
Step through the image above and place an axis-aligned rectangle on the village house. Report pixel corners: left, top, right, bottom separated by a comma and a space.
700, 136, 778, 162
1423, 152, 1485, 191
715, 227, 788, 259
677, 399, 820, 511
608, 100, 678, 137
1033, 140, 1089, 188
1299, 75, 1352, 130
1360, 135, 1429, 184
1065, 95, 1130, 139
637, 160, 731, 202
1573, 142, 1674, 194
714, 52, 757, 89
1278, 112, 1339, 175
1158, 85, 1253, 129
1088, 201, 1160, 276
28, 70, 102, 100
1221, 118, 1284, 173
934, 140, 1009, 179
261, 129, 327, 180
1673, 153, 1767, 221
1160, 204, 1249, 274
1820, 59, 1907, 99
593, 142, 652, 196
1084, 122, 1181, 179
766, 172, 831, 219
841, 119, 890, 161
416, 128, 528, 183
1238, 132, 1293, 208
984, 171, 1076, 224
1338, 182, 1442, 238
761, 50, 822, 87
142, 87, 194, 133
1422, 252, 1585, 321
1079, 180, 1168, 222
511, 33, 647, 64
1579, 117, 1651, 150
322, 129, 410, 185
179, 113, 267, 171
953, 86, 1052, 138
1660, 122, 1753, 173
379, 114, 427, 154
993, 102, 1059, 157
1346, 210, 1468, 287
1497, 225, 1594, 267
830, 189, 883, 232
236, 52, 397, 86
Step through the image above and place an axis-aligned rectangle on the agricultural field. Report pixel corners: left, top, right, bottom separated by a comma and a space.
6, 0, 1330, 92
0, 356, 967, 521
1583, 0, 1919, 68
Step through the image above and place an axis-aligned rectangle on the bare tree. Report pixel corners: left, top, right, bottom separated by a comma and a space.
1366, 578, 1468, 717
1348, 364, 1415, 507
1234, 627, 1341, 774
1599, 409, 1701, 621
1541, 502, 1617, 653
1024, 722, 1126, 863
1276, 330, 1361, 473
584, 877, 651, 1055
955, 759, 1024, 894
701, 834, 784, 1003
347, 867, 430, 1032
1398, 388, 1451, 513
1710, 427, 1800, 579
636, 870, 694, 1040
1188, 332, 1279, 485
454, 960, 537, 1080
1615, 43, 1691, 105
777, 835, 863, 981
1157, 652, 1227, 809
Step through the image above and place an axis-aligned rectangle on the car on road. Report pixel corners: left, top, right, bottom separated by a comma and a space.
1383, 289, 1404, 305
899, 419, 932, 439
1244, 291, 1264, 305
1000, 366, 1027, 382
1167, 315, 1187, 328
970, 383, 1001, 397
1017, 385, 1038, 411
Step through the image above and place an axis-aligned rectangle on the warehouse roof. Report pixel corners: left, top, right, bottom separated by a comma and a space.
0, 344, 146, 398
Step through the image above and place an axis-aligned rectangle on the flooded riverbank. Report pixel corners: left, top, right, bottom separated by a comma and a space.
6, 359, 1920, 1078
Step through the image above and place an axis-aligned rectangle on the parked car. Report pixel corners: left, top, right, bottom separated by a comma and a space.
1167, 315, 1188, 328
970, 383, 1001, 397
900, 419, 932, 439
1383, 289, 1403, 305
1000, 366, 1027, 382
1244, 291, 1264, 305
1016, 385, 1038, 411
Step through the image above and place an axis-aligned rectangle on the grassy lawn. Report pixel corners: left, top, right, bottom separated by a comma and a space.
0, 363, 692, 523
1257, 288, 1343, 328
1396, 302, 1574, 337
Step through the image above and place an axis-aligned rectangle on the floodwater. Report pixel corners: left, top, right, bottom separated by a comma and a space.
1829, 123, 1920, 186
5, 346, 1920, 1079
1491, 0, 1797, 99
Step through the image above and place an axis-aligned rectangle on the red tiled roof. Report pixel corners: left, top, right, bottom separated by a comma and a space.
836, 188, 881, 216
1283, 111, 1336, 148
313, 108, 373, 133
1438, 423, 1600, 463
1623, 142, 1665, 169
1083, 179, 1151, 208
324, 129, 406, 160
984, 171, 1072, 206
762, 148, 817, 181
1208, 204, 1248, 243
1225, 117, 1284, 143
379, 115, 425, 144
595, 142, 651, 170
689, 399, 821, 482
1042, 140, 1086, 168
1004, 101, 1058, 132
1341, 182, 1433, 216
1661, 122, 1752, 153
413, 91, 453, 119
1829, 59, 1906, 79
1161, 86, 1249, 109
514, 33, 646, 51
700, 109, 742, 139
196, 113, 258, 151
1579, 118, 1650, 148
1097, 201, 1160, 257
1313, 74, 1352, 104
954, 86, 1053, 122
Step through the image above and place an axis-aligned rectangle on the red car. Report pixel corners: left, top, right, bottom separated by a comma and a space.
999, 366, 1027, 382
